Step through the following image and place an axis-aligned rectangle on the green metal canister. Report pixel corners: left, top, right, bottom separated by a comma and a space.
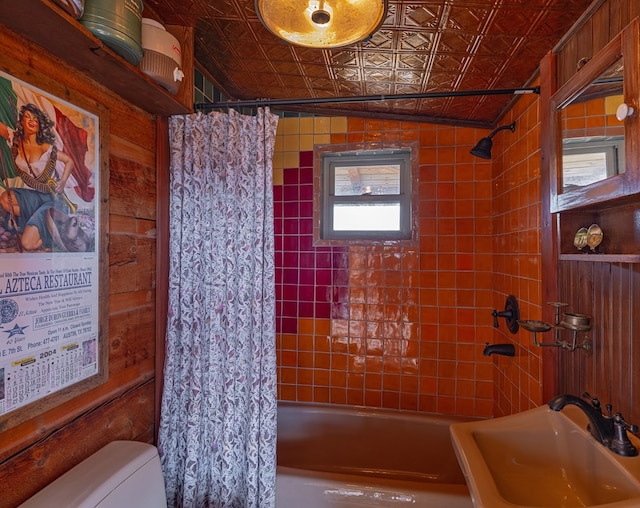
80, 0, 144, 66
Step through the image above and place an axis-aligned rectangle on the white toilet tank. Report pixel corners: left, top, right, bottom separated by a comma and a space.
19, 440, 167, 508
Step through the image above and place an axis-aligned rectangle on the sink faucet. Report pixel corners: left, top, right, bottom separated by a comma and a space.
548, 393, 638, 456
548, 393, 613, 445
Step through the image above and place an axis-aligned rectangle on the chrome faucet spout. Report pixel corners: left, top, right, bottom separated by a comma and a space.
548, 394, 614, 446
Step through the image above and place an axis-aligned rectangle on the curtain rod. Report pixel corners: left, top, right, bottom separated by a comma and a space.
194, 86, 541, 111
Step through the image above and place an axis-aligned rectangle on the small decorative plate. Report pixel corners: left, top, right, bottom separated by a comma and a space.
574, 227, 588, 250
587, 224, 603, 251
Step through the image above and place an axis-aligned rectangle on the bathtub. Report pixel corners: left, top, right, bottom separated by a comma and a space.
276, 402, 475, 507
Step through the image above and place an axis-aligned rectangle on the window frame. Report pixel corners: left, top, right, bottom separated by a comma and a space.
320, 148, 413, 241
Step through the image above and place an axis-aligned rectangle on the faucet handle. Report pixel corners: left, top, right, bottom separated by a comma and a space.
582, 392, 602, 413
611, 413, 639, 457
491, 309, 500, 328
615, 413, 639, 434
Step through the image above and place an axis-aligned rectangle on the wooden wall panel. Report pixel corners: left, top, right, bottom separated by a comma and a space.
0, 381, 155, 508
551, 0, 640, 433
539, 51, 560, 402
557, 261, 640, 424
556, 0, 640, 87
0, 21, 158, 508
110, 155, 157, 219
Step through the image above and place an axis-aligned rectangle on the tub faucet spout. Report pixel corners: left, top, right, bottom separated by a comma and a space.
548, 393, 614, 447
483, 343, 515, 357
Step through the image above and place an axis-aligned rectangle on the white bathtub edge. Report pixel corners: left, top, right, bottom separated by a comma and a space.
276, 466, 473, 508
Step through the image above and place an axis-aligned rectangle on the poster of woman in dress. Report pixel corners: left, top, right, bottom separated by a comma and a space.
0, 70, 98, 254
0, 71, 101, 418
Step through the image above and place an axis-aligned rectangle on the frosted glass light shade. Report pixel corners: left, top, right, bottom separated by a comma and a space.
256, 0, 386, 48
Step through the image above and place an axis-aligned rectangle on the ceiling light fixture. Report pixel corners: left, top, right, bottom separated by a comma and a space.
255, 0, 387, 48
470, 122, 516, 159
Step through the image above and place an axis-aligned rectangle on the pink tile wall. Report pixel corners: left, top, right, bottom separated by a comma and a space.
274, 161, 348, 333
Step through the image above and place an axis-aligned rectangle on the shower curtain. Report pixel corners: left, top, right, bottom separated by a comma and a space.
158, 108, 279, 508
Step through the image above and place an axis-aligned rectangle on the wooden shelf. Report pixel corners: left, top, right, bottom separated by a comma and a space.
559, 253, 640, 263
1, 0, 191, 116
558, 201, 640, 263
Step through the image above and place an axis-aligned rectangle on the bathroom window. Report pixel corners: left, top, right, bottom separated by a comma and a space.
320, 148, 412, 240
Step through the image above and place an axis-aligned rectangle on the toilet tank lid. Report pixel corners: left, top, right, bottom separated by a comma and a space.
19, 441, 161, 508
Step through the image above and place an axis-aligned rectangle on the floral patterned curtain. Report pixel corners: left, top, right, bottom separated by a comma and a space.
158, 109, 278, 508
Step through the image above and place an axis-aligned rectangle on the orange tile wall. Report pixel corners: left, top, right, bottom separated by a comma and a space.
562, 94, 624, 136
490, 88, 544, 416
274, 103, 544, 418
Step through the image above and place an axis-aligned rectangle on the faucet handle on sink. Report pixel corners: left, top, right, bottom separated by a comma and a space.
582, 392, 602, 412
614, 413, 638, 434
583, 391, 614, 417
611, 413, 639, 457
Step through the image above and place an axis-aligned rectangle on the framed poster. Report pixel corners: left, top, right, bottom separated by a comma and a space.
0, 69, 107, 424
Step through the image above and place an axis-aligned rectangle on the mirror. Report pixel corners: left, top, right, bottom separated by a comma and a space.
559, 57, 624, 192
549, 18, 640, 213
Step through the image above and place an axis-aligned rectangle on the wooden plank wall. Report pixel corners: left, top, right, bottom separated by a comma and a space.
555, 0, 640, 86
0, 25, 158, 508
557, 261, 640, 424
552, 0, 640, 423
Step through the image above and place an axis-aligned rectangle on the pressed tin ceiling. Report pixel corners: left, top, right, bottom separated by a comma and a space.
145, 0, 595, 127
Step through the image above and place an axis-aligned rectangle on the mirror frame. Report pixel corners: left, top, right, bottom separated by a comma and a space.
550, 18, 640, 213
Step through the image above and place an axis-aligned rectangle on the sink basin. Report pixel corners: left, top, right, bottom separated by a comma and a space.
450, 405, 640, 507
